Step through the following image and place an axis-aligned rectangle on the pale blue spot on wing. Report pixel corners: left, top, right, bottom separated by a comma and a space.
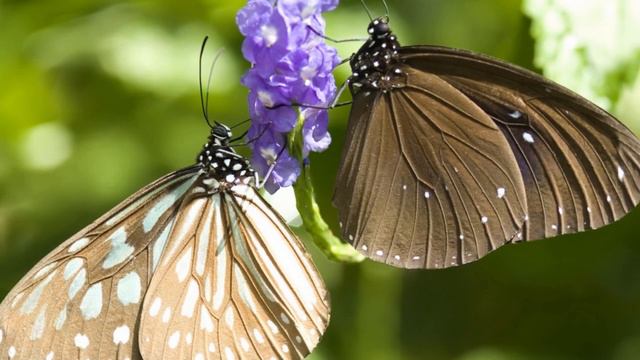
152, 219, 175, 272
20, 271, 57, 315
68, 268, 86, 300
79, 282, 103, 320
143, 177, 196, 233
102, 227, 133, 269
117, 271, 141, 306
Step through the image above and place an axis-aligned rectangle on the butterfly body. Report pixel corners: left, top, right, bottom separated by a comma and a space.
334, 17, 640, 269
0, 124, 329, 359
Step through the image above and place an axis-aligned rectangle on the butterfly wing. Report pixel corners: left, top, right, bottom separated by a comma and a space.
334, 67, 528, 269
0, 167, 200, 360
139, 184, 330, 359
400, 46, 640, 241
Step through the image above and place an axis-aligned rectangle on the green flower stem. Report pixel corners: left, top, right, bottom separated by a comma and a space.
288, 113, 364, 263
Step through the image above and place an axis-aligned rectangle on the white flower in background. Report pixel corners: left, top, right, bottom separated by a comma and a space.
524, 0, 640, 120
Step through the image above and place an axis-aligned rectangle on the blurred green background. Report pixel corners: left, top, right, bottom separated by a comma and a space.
1, 0, 640, 359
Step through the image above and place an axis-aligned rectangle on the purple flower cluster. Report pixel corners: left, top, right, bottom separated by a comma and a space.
237, 0, 340, 193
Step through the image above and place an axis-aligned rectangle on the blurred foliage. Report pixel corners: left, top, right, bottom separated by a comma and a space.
524, 0, 640, 129
0, 1, 639, 359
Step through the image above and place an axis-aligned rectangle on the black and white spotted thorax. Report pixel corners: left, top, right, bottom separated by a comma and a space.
350, 17, 405, 93
197, 123, 256, 186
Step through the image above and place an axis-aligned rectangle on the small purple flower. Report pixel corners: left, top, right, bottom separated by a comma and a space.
237, 0, 339, 193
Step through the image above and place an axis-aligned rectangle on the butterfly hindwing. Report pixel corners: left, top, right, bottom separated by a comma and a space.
0, 168, 199, 360
139, 184, 330, 359
400, 45, 640, 241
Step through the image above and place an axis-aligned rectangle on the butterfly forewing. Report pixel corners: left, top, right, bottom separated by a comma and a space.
400, 46, 640, 241
139, 184, 330, 359
335, 66, 528, 269
0, 168, 200, 360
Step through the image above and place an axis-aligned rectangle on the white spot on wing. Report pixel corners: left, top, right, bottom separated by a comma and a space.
143, 179, 193, 233
224, 347, 236, 360
117, 271, 141, 306
234, 265, 257, 312
181, 279, 199, 318
34, 262, 57, 280
68, 237, 90, 253
481, 216, 488, 224
618, 166, 625, 181
213, 203, 228, 311
497, 187, 506, 198
225, 307, 234, 327
196, 199, 215, 276
168, 331, 180, 349
8, 346, 15, 358
253, 329, 265, 344
240, 338, 250, 352
200, 306, 214, 333
175, 247, 193, 283
21, 270, 57, 314
162, 307, 172, 323
74, 333, 90, 349
113, 325, 130, 345
522, 132, 534, 143
31, 306, 47, 340
152, 219, 175, 271
267, 320, 279, 334
80, 282, 103, 320
149, 297, 162, 317
102, 227, 133, 269
64, 258, 83, 280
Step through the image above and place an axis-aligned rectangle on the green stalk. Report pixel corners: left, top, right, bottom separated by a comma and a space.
288, 112, 364, 263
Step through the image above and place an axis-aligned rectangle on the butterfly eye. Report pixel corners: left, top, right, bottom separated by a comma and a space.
368, 17, 390, 36
212, 124, 230, 139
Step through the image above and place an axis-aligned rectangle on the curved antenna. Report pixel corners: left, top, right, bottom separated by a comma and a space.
230, 118, 251, 130
382, 0, 390, 18
204, 48, 225, 122
199, 36, 214, 129
359, 0, 374, 21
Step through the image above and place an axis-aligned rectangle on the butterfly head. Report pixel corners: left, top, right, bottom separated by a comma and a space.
368, 16, 391, 38
211, 122, 233, 145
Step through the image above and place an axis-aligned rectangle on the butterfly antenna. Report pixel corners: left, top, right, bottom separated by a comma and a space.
205, 48, 225, 125
382, 0, 390, 18
199, 36, 214, 129
230, 118, 251, 130
359, 0, 374, 21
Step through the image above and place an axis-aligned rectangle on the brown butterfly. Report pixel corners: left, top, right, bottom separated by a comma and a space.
333, 14, 640, 269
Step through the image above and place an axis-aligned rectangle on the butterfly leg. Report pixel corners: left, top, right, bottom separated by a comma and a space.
266, 80, 352, 111
258, 145, 289, 188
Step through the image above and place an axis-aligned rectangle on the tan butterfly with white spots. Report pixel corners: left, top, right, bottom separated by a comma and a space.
0, 119, 330, 360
